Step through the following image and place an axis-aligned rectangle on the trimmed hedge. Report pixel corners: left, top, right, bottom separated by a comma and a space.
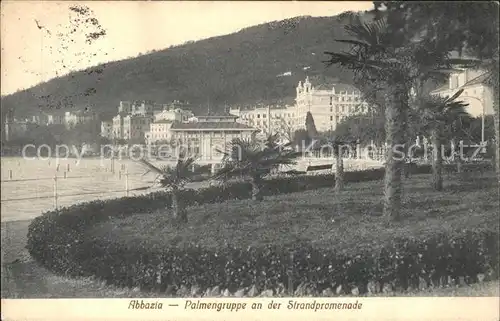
27, 163, 498, 295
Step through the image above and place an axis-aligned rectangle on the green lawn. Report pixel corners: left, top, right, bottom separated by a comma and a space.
89, 172, 499, 251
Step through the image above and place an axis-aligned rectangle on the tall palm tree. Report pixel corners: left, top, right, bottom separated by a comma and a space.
138, 157, 203, 223
375, 0, 500, 200
214, 134, 300, 201
418, 89, 469, 190
324, 15, 476, 221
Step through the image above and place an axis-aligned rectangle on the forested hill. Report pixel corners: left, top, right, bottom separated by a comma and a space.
1, 12, 371, 119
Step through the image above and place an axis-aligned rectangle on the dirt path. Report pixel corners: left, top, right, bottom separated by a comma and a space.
1, 220, 138, 298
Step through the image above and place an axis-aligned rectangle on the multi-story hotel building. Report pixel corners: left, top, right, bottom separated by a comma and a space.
111, 100, 157, 142
231, 77, 369, 138
430, 68, 495, 118
100, 120, 113, 140
295, 77, 369, 132
122, 114, 154, 142
64, 108, 97, 129
229, 105, 296, 140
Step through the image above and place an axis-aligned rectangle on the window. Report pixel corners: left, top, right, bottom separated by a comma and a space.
330, 106, 333, 112
342, 105, 345, 112
263, 114, 266, 118
336, 105, 339, 113
257, 114, 261, 119
330, 96, 333, 105
330, 116, 333, 121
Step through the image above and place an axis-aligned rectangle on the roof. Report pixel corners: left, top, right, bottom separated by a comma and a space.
431, 71, 491, 94
153, 119, 173, 124
313, 83, 359, 93
170, 122, 257, 131
430, 84, 450, 94
463, 72, 490, 87
196, 110, 238, 117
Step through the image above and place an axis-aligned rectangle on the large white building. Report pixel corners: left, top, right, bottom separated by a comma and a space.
100, 120, 113, 140
430, 68, 495, 118
295, 77, 369, 132
229, 105, 296, 140
64, 109, 97, 129
145, 119, 175, 144
109, 100, 197, 143
231, 77, 369, 138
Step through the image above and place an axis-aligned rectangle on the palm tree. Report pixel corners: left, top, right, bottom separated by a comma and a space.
324, 15, 476, 221
138, 156, 203, 223
418, 89, 469, 190
214, 134, 300, 201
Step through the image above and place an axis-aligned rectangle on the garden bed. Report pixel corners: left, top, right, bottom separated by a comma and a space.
27, 166, 499, 297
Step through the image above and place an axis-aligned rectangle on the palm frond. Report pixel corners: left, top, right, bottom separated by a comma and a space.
334, 39, 371, 48
445, 88, 464, 103
138, 158, 165, 175
323, 52, 386, 72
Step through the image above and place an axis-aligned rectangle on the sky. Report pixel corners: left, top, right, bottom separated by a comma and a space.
1, 1, 374, 96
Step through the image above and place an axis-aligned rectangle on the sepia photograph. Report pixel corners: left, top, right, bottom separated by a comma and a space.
1, 1, 499, 320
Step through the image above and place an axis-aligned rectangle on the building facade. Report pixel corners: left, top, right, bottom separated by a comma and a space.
153, 108, 194, 123
230, 105, 296, 140
295, 77, 369, 132
231, 77, 369, 138
47, 113, 65, 126
145, 120, 175, 144
122, 114, 154, 142
64, 109, 97, 129
430, 68, 495, 118
100, 120, 113, 139
168, 113, 257, 161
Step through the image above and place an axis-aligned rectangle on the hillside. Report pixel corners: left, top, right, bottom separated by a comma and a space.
1, 13, 369, 120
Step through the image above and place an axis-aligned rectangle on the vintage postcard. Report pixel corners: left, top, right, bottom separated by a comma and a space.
1, 1, 499, 320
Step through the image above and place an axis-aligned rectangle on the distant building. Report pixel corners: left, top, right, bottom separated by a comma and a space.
168, 112, 257, 161
430, 68, 495, 118
4, 117, 29, 141
100, 120, 113, 139
231, 77, 369, 137
47, 113, 65, 126
30, 113, 49, 125
145, 119, 175, 145
230, 105, 296, 140
122, 114, 154, 143
295, 77, 368, 132
112, 114, 124, 140
154, 108, 194, 123
64, 108, 97, 129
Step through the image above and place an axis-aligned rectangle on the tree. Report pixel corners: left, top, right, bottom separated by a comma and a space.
335, 111, 385, 145
215, 134, 300, 201
418, 89, 469, 190
375, 1, 500, 191
305, 112, 318, 140
138, 157, 204, 223
324, 14, 477, 221
292, 129, 311, 151
274, 117, 295, 144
